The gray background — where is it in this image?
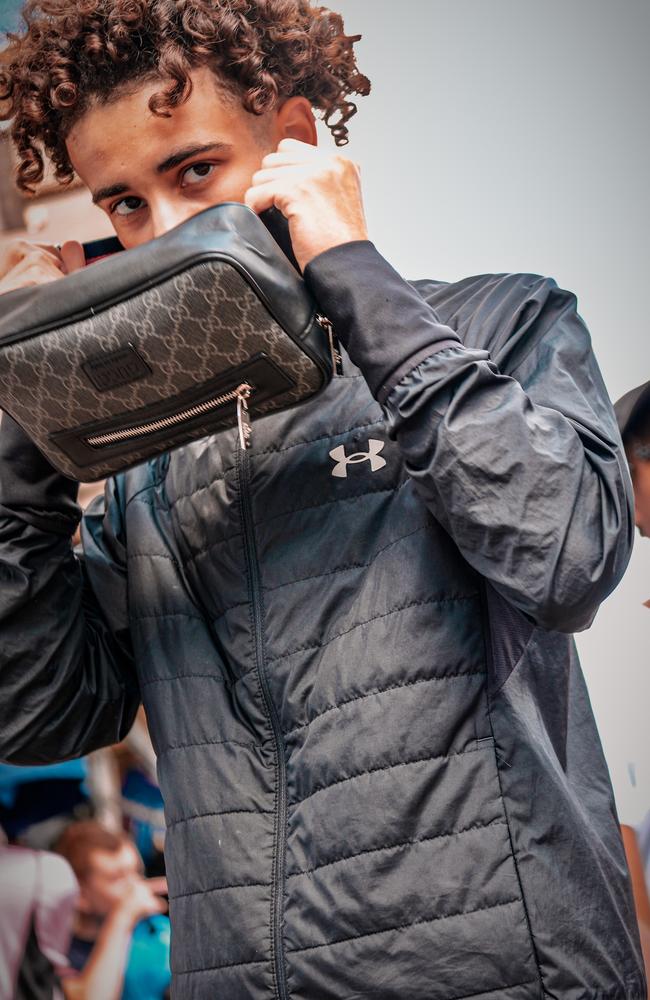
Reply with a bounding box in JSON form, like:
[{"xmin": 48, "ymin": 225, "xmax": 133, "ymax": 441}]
[{"xmin": 1, "ymin": 0, "xmax": 648, "ymax": 820}]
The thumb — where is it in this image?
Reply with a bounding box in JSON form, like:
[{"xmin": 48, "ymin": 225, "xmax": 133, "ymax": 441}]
[{"xmin": 60, "ymin": 240, "xmax": 85, "ymax": 274}]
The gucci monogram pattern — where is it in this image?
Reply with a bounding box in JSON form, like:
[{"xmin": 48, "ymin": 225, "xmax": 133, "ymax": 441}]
[{"xmin": 0, "ymin": 262, "xmax": 324, "ymax": 478}]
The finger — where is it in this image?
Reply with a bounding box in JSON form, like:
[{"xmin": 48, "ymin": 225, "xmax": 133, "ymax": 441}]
[
  {"xmin": 146, "ymin": 876, "xmax": 169, "ymax": 895},
  {"xmin": 260, "ymin": 147, "xmax": 319, "ymax": 172},
  {"xmin": 0, "ymin": 270, "xmax": 59, "ymax": 294},
  {"xmin": 26, "ymin": 242, "xmax": 64, "ymax": 265},
  {"xmin": 12, "ymin": 257, "xmax": 64, "ymax": 282},
  {"xmin": 260, "ymin": 152, "xmax": 304, "ymax": 171},
  {"xmin": 21, "ymin": 250, "xmax": 64, "ymax": 274},
  {"xmin": 244, "ymin": 182, "xmax": 283, "ymax": 217},
  {"xmin": 276, "ymin": 137, "xmax": 319, "ymax": 156},
  {"xmin": 60, "ymin": 240, "xmax": 85, "ymax": 274},
  {"xmin": 250, "ymin": 166, "xmax": 293, "ymax": 187},
  {"xmin": 1, "ymin": 240, "xmax": 57, "ymax": 271},
  {"xmin": 34, "ymin": 242, "xmax": 62, "ymax": 255}
]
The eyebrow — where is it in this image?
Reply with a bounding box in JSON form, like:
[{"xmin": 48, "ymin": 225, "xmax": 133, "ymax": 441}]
[{"xmin": 91, "ymin": 141, "xmax": 233, "ymax": 204}]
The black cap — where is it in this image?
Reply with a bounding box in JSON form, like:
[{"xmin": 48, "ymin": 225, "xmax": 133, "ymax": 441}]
[{"xmin": 614, "ymin": 380, "xmax": 650, "ymax": 442}]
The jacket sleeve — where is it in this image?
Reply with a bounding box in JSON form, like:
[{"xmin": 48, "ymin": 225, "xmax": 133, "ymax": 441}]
[
  {"xmin": 0, "ymin": 411, "xmax": 140, "ymax": 764},
  {"xmin": 304, "ymin": 241, "xmax": 634, "ymax": 634}
]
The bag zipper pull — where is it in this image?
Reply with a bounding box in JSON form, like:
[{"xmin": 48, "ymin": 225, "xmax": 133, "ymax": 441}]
[
  {"xmin": 317, "ymin": 314, "xmax": 343, "ymax": 376},
  {"xmin": 236, "ymin": 383, "xmax": 253, "ymax": 450}
]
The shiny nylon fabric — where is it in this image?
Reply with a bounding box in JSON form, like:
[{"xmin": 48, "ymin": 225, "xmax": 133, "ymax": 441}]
[{"xmin": 0, "ymin": 268, "xmax": 645, "ymax": 999}]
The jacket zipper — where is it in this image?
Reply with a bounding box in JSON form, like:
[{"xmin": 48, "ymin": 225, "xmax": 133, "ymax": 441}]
[
  {"xmin": 84, "ymin": 382, "xmax": 254, "ymax": 448},
  {"xmin": 237, "ymin": 418, "xmax": 289, "ymax": 1000}
]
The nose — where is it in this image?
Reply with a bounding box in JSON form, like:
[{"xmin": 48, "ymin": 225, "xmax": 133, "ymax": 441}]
[{"xmin": 149, "ymin": 200, "xmax": 203, "ymax": 240}]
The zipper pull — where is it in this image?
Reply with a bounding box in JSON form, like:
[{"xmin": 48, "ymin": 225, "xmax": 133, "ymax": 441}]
[
  {"xmin": 317, "ymin": 314, "xmax": 343, "ymax": 376},
  {"xmin": 236, "ymin": 383, "xmax": 253, "ymax": 450}
]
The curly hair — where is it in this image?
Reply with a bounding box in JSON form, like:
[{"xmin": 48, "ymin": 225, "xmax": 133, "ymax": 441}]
[{"xmin": 0, "ymin": 0, "xmax": 370, "ymax": 194}]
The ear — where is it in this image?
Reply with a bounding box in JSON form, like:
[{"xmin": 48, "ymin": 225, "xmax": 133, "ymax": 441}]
[{"xmin": 275, "ymin": 96, "xmax": 317, "ymax": 146}]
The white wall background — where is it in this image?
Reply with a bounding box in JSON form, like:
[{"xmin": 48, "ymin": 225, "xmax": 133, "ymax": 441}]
[{"xmin": 327, "ymin": 0, "xmax": 649, "ymax": 823}]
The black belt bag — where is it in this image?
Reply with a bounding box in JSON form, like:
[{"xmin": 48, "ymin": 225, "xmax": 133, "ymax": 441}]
[{"xmin": 0, "ymin": 202, "xmax": 337, "ymax": 480}]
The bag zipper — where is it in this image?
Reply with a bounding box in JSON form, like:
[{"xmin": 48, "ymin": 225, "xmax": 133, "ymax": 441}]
[
  {"xmin": 238, "ymin": 429, "xmax": 288, "ymax": 999},
  {"xmin": 317, "ymin": 314, "xmax": 343, "ymax": 376},
  {"xmin": 84, "ymin": 382, "xmax": 254, "ymax": 449}
]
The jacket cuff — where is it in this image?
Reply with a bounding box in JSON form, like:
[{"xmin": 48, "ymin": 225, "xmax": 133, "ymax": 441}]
[
  {"xmin": 303, "ymin": 240, "xmax": 461, "ymax": 403},
  {"xmin": 0, "ymin": 411, "xmax": 80, "ymax": 534}
]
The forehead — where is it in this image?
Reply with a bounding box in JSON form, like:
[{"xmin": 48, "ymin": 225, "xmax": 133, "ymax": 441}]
[{"xmin": 66, "ymin": 66, "xmax": 247, "ymax": 179}]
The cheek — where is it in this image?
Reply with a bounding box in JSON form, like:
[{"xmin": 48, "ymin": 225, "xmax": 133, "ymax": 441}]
[
  {"xmin": 638, "ymin": 486, "xmax": 650, "ymax": 523},
  {"xmin": 633, "ymin": 468, "xmax": 650, "ymax": 530},
  {"xmin": 218, "ymin": 163, "xmax": 259, "ymax": 202}
]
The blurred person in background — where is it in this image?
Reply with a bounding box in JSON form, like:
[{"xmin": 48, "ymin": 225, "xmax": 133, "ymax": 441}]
[
  {"xmin": 55, "ymin": 821, "xmax": 170, "ymax": 1000},
  {"xmin": 616, "ymin": 380, "xmax": 650, "ymax": 988},
  {"xmin": 616, "ymin": 380, "xmax": 650, "ymax": 550},
  {"xmin": 0, "ymin": 825, "xmax": 78, "ymax": 1000}
]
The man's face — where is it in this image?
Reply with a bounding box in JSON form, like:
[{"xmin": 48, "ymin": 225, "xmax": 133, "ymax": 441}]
[
  {"xmin": 65, "ymin": 65, "xmax": 311, "ymax": 249},
  {"xmin": 78, "ymin": 842, "xmax": 143, "ymax": 918}
]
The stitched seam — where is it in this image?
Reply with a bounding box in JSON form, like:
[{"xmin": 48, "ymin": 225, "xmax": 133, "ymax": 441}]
[
  {"xmin": 284, "ymin": 669, "xmax": 486, "ymax": 738},
  {"xmin": 378, "ymin": 339, "xmax": 463, "ymax": 405},
  {"xmin": 507, "ymin": 293, "xmax": 577, "ymax": 382},
  {"xmin": 287, "ymin": 897, "xmax": 522, "ymax": 955},
  {"xmin": 124, "ymin": 481, "xmax": 158, "ymax": 508},
  {"xmin": 439, "ymin": 980, "xmax": 539, "ymax": 1000},
  {"xmin": 141, "ymin": 673, "xmax": 226, "ymax": 687},
  {"xmin": 174, "ymin": 956, "xmax": 270, "ymax": 975},
  {"xmin": 184, "ymin": 530, "xmax": 243, "ymax": 565},
  {"xmin": 257, "ymin": 416, "xmax": 383, "ymax": 457},
  {"xmin": 267, "ymin": 593, "xmax": 479, "ymax": 664},
  {"xmin": 166, "ymin": 808, "xmax": 273, "ymax": 830},
  {"xmin": 130, "ymin": 611, "xmax": 206, "ymax": 623},
  {"xmin": 490, "ymin": 627, "xmax": 536, "ymax": 701},
  {"xmin": 287, "ymin": 818, "xmax": 507, "ymax": 878},
  {"xmin": 170, "ymin": 878, "xmax": 272, "ymax": 901},
  {"xmin": 254, "ymin": 478, "xmax": 409, "ymax": 527},
  {"xmin": 162, "ymin": 419, "xmax": 384, "ymax": 510},
  {"xmin": 166, "ymin": 462, "xmax": 237, "ymax": 509},
  {"xmin": 289, "ymin": 744, "xmax": 485, "ymax": 808},
  {"xmin": 263, "ymin": 521, "xmax": 429, "ymax": 594},
  {"xmin": 212, "ymin": 599, "xmax": 249, "ymax": 622},
  {"xmin": 479, "ymin": 581, "xmax": 545, "ymax": 992},
  {"xmin": 129, "ymin": 494, "xmax": 158, "ymax": 509},
  {"xmin": 157, "ymin": 737, "xmax": 260, "ymax": 757}
]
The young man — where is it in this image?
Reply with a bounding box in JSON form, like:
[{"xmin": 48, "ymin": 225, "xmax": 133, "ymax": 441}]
[
  {"xmin": 55, "ymin": 821, "xmax": 170, "ymax": 1000},
  {"xmin": 0, "ymin": 2, "xmax": 645, "ymax": 997}
]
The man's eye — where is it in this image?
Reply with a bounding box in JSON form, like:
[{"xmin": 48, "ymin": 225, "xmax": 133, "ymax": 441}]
[
  {"xmin": 182, "ymin": 162, "xmax": 216, "ymax": 186},
  {"xmin": 112, "ymin": 196, "xmax": 143, "ymax": 217}
]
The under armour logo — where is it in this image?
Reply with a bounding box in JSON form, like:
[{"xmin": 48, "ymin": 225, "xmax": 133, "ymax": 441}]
[{"xmin": 329, "ymin": 439, "xmax": 387, "ymax": 478}]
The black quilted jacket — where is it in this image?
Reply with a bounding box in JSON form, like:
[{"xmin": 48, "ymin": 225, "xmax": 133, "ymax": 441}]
[{"xmin": 0, "ymin": 241, "xmax": 645, "ymax": 999}]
